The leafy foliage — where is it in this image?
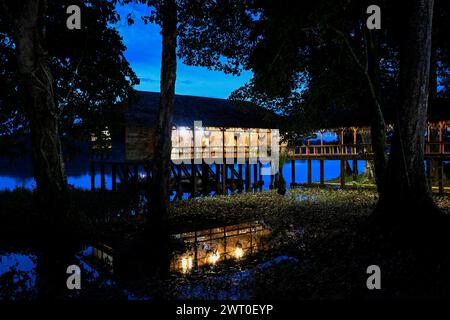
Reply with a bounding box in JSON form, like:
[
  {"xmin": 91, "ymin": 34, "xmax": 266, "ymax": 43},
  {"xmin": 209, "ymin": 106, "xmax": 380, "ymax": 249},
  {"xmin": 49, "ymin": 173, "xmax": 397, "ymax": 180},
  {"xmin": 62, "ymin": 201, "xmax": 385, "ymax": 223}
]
[{"xmin": 0, "ymin": 0, "xmax": 139, "ymax": 157}]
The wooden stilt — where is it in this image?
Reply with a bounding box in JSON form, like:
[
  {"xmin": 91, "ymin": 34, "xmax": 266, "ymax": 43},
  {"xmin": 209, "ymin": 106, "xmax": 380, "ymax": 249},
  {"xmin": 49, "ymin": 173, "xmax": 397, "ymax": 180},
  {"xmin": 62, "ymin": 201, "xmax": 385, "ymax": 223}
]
[
  {"xmin": 230, "ymin": 165, "xmax": 235, "ymax": 193},
  {"xmin": 307, "ymin": 159, "xmax": 312, "ymax": 185},
  {"xmin": 90, "ymin": 161, "xmax": 95, "ymax": 191},
  {"xmin": 191, "ymin": 160, "xmax": 197, "ymax": 197},
  {"xmin": 100, "ymin": 163, "xmax": 106, "ymax": 191},
  {"xmin": 352, "ymin": 159, "xmax": 358, "ymax": 182},
  {"xmin": 238, "ymin": 164, "xmax": 243, "ymax": 192},
  {"xmin": 216, "ymin": 163, "xmax": 221, "ymax": 194},
  {"xmin": 291, "ymin": 159, "xmax": 295, "ymax": 188},
  {"xmin": 245, "ymin": 161, "xmax": 251, "ymax": 191},
  {"xmin": 122, "ymin": 165, "xmax": 129, "ymax": 186},
  {"xmin": 253, "ymin": 163, "xmax": 258, "ymax": 191},
  {"xmin": 222, "ymin": 164, "xmax": 227, "ymax": 195},
  {"xmin": 340, "ymin": 159, "xmax": 345, "ymax": 188},
  {"xmin": 270, "ymin": 173, "xmax": 274, "ymax": 189},
  {"xmin": 202, "ymin": 161, "xmax": 210, "ymax": 196},
  {"xmin": 112, "ymin": 164, "xmax": 117, "ymax": 191},
  {"xmin": 258, "ymin": 161, "xmax": 263, "ymax": 191},
  {"xmin": 320, "ymin": 160, "xmax": 324, "ymax": 186}
]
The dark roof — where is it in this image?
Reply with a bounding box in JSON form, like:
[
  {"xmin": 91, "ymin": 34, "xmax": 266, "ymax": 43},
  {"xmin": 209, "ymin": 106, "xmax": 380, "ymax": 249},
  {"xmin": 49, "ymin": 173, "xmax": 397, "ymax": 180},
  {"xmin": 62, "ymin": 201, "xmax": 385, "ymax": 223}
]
[
  {"xmin": 317, "ymin": 98, "xmax": 450, "ymax": 129},
  {"xmin": 124, "ymin": 91, "xmax": 276, "ymax": 129}
]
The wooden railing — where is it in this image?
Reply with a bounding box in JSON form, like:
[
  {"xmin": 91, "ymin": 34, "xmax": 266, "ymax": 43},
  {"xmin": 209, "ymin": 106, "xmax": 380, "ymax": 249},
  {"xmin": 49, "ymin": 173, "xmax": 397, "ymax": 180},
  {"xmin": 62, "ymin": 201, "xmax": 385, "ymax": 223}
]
[
  {"xmin": 287, "ymin": 144, "xmax": 373, "ymax": 157},
  {"xmin": 288, "ymin": 142, "xmax": 450, "ymax": 158},
  {"xmin": 171, "ymin": 146, "xmax": 272, "ymax": 161},
  {"xmin": 424, "ymin": 142, "xmax": 450, "ymax": 154}
]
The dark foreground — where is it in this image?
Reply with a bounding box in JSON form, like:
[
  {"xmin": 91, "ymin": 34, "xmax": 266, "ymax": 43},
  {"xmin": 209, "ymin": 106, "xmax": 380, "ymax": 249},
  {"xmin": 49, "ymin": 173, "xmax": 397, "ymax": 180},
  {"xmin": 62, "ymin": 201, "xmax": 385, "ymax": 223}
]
[{"xmin": 2, "ymin": 187, "xmax": 450, "ymax": 300}]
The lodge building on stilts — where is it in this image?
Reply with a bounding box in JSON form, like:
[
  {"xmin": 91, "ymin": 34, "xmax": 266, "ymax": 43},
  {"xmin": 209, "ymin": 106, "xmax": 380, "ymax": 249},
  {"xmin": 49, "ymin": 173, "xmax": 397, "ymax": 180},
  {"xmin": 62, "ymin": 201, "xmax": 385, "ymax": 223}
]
[{"xmin": 90, "ymin": 92, "xmax": 450, "ymax": 196}]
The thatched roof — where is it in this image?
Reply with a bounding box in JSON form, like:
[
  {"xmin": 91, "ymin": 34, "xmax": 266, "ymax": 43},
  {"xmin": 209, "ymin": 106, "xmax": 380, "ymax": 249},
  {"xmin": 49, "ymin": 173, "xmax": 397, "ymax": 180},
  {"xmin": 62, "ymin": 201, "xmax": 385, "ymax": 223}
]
[{"xmin": 124, "ymin": 91, "xmax": 277, "ymax": 129}]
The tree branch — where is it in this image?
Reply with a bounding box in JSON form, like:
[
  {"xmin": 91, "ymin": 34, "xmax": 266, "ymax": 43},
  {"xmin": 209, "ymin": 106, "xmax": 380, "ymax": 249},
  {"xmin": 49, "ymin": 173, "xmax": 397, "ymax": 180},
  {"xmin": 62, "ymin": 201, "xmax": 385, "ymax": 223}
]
[{"xmin": 332, "ymin": 26, "xmax": 383, "ymax": 122}]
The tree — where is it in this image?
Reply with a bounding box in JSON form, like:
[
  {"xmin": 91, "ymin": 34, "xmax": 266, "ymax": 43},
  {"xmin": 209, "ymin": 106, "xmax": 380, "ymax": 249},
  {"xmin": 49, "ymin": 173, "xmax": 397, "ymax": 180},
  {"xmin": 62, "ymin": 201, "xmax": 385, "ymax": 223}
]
[
  {"xmin": 148, "ymin": 0, "xmax": 177, "ymax": 276},
  {"xmin": 377, "ymin": 0, "xmax": 437, "ymax": 215},
  {"xmin": 1, "ymin": 0, "xmax": 139, "ymax": 159},
  {"xmin": 1, "ymin": 0, "xmax": 67, "ymax": 212},
  {"xmin": 113, "ymin": 0, "xmax": 253, "ymax": 277},
  {"xmin": 1, "ymin": 0, "xmax": 138, "ymax": 297}
]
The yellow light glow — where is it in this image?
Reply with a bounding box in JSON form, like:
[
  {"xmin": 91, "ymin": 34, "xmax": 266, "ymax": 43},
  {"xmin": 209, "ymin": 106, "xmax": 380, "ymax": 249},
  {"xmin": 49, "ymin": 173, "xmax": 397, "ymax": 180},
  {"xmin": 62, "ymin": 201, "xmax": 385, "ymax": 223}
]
[
  {"xmin": 178, "ymin": 127, "xmax": 190, "ymax": 138},
  {"xmin": 181, "ymin": 256, "xmax": 193, "ymax": 273},
  {"xmin": 208, "ymin": 252, "xmax": 220, "ymax": 265},
  {"xmin": 234, "ymin": 246, "xmax": 244, "ymax": 259}
]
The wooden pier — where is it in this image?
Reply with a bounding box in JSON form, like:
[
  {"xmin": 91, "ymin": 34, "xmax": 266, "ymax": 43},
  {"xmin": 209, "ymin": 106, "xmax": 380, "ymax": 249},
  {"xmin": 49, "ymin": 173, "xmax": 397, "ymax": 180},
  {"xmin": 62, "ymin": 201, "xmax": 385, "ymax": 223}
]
[
  {"xmin": 90, "ymin": 140, "xmax": 450, "ymax": 196},
  {"xmin": 89, "ymin": 158, "xmax": 268, "ymax": 197}
]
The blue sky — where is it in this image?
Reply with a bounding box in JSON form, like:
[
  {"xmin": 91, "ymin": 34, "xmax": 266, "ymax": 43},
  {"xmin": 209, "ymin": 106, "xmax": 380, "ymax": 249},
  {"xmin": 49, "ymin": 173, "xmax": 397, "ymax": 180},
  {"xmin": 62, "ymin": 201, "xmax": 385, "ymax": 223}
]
[{"xmin": 115, "ymin": 3, "xmax": 252, "ymax": 99}]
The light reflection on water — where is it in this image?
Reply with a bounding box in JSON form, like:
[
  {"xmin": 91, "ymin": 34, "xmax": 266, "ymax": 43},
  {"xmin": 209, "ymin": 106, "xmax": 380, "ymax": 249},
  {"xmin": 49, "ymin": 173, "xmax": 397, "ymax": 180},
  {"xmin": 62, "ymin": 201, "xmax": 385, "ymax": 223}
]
[
  {"xmin": 88, "ymin": 221, "xmax": 271, "ymax": 275},
  {"xmin": 171, "ymin": 221, "xmax": 270, "ymax": 274}
]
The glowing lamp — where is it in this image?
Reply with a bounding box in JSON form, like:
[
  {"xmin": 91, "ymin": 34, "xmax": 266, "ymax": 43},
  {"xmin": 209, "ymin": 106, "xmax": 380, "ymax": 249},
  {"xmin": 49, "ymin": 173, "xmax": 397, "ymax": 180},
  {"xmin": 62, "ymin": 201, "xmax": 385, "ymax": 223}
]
[
  {"xmin": 208, "ymin": 251, "xmax": 220, "ymax": 265},
  {"xmin": 181, "ymin": 256, "xmax": 193, "ymax": 273},
  {"xmin": 234, "ymin": 243, "xmax": 244, "ymax": 259}
]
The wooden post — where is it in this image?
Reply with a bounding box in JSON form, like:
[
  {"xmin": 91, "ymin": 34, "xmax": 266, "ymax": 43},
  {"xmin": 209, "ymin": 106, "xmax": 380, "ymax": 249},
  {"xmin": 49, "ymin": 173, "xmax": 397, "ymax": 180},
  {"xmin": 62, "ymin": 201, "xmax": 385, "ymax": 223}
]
[
  {"xmin": 216, "ymin": 163, "xmax": 221, "ymax": 194},
  {"xmin": 202, "ymin": 161, "xmax": 210, "ymax": 196},
  {"xmin": 291, "ymin": 159, "xmax": 295, "ymax": 188},
  {"xmin": 253, "ymin": 163, "xmax": 258, "ymax": 191},
  {"xmin": 258, "ymin": 161, "xmax": 263, "ymax": 191},
  {"xmin": 245, "ymin": 161, "xmax": 251, "ymax": 191},
  {"xmin": 319, "ymin": 160, "xmax": 324, "ymax": 186},
  {"xmin": 112, "ymin": 163, "xmax": 117, "ymax": 191},
  {"xmin": 222, "ymin": 164, "xmax": 227, "ymax": 195},
  {"xmin": 307, "ymin": 159, "xmax": 312, "ymax": 185},
  {"xmin": 230, "ymin": 165, "xmax": 235, "ymax": 193},
  {"xmin": 340, "ymin": 159, "xmax": 345, "ymax": 188},
  {"xmin": 100, "ymin": 163, "xmax": 106, "ymax": 191},
  {"xmin": 238, "ymin": 164, "xmax": 243, "ymax": 192},
  {"xmin": 352, "ymin": 159, "xmax": 358, "ymax": 182},
  {"xmin": 438, "ymin": 159, "xmax": 444, "ymax": 195},
  {"xmin": 176, "ymin": 165, "xmax": 183, "ymax": 199},
  {"xmin": 90, "ymin": 161, "xmax": 95, "ymax": 191},
  {"xmin": 191, "ymin": 160, "xmax": 197, "ymax": 197}
]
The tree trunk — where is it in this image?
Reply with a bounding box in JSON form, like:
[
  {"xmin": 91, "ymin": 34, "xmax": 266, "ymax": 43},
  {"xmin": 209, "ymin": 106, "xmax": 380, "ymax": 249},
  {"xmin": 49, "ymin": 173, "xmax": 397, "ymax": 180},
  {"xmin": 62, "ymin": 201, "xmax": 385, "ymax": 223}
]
[
  {"xmin": 4, "ymin": 0, "xmax": 70, "ymax": 298},
  {"xmin": 365, "ymin": 29, "xmax": 387, "ymax": 195},
  {"xmin": 9, "ymin": 0, "xmax": 68, "ymax": 212},
  {"xmin": 147, "ymin": 0, "xmax": 177, "ymax": 277},
  {"xmin": 377, "ymin": 0, "xmax": 437, "ymax": 215}
]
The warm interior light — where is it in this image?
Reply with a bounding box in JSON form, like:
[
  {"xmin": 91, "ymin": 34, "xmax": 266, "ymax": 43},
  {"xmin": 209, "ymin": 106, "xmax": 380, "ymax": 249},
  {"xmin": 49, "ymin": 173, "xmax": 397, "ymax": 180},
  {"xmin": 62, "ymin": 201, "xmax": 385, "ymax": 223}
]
[
  {"xmin": 234, "ymin": 244, "xmax": 244, "ymax": 259},
  {"xmin": 208, "ymin": 251, "xmax": 220, "ymax": 265},
  {"xmin": 181, "ymin": 256, "xmax": 193, "ymax": 273},
  {"xmin": 178, "ymin": 127, "xmax": 189, "ymax": 138}
]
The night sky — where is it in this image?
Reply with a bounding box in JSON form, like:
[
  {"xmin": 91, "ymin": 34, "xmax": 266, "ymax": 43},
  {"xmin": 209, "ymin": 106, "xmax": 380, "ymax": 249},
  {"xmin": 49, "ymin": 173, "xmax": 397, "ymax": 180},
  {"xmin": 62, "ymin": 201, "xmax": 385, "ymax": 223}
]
[{"xmin": 115, "ymin": 3, "xmax": 252, "ymax": 99}]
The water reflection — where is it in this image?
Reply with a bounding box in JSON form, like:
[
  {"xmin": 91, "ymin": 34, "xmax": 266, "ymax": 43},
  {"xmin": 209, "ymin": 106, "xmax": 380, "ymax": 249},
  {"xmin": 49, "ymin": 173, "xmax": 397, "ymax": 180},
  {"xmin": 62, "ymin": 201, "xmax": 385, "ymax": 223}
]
[
  {"xmin": 171, "ymin": 221, "xmax": 270, "ymax": 274},
  {"xmin": 88, "ymin": 221, "xmax": 270, "ymax": 275}
]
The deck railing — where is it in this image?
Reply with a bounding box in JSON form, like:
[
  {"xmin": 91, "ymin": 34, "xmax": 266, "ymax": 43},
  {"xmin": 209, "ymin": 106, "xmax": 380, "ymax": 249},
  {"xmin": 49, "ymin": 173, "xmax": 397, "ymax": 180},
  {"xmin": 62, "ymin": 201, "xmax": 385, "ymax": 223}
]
[
  {"xmin": 287, "ymin": 144, "xmax": 373, "ymax": 157},
  {"xmin": 171, "ymin": 146, "xmax": 272, "ymax": 161},
  {"xmin": 288, "ymin": 142, "xmax": 450, "ymax": 157}
]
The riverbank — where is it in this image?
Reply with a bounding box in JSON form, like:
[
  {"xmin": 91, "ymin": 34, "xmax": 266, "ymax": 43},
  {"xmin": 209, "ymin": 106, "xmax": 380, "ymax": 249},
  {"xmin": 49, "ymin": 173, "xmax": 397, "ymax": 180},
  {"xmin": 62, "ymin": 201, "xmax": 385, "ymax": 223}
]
[{"xmin": 2, "ymin": 187, "xmax": 450, "ymax": 299}]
